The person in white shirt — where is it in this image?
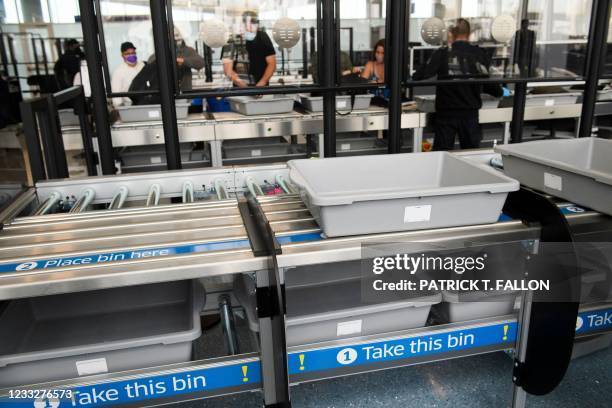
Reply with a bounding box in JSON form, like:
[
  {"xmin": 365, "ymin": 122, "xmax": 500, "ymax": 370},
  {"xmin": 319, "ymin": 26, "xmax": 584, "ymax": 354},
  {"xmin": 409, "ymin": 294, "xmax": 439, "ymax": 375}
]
[{"xmin": 111, "ymin": 42, "xmax": 144, "ymax": 108}]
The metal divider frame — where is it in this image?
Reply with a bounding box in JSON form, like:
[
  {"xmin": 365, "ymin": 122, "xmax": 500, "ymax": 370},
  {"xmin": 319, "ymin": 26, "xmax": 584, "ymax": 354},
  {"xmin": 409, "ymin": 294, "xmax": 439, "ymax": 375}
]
[
  {"xmin": 503, "ymin": 187, "xmax": 580, "ymax": 405},
  {"xmin": 238, "ymin": 192, "xmax": 291, "ymax": 407}
]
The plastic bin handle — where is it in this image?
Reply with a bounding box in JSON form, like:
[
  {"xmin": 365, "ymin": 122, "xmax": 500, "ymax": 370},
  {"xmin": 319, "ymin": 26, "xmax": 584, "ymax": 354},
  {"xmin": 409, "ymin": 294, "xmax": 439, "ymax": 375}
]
[{"xmin": 288, "ymin": 168, "xmax": 308, "ymax": 190}]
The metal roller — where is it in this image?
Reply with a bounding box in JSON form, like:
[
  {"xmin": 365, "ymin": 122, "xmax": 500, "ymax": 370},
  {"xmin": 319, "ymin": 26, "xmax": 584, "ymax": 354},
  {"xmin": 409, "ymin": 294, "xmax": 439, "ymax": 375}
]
[
  {"xmin": 246, "ymin": 177, "xmax": 264, "ymax": 197},
  {"xmin": 69, "ymin": 188, "xmax": 95, "ymax": 213},
  {"xmin": 33, "ymin": 191, "xmax": 61, "ymax": 216},
  {"xmin": 182, "ymin": 181, "xmax": 194, "ymax": 203},
  {"xmin": 214, "ymin": 179, "xmax": 229, "ymax": 201},
  {"xmin": 146, "ymin": 184, "xmax": 161, "ymax": 207},
  {"xmin": 108, "ymin": 186, "xmax": 128, "ymax": 210}
]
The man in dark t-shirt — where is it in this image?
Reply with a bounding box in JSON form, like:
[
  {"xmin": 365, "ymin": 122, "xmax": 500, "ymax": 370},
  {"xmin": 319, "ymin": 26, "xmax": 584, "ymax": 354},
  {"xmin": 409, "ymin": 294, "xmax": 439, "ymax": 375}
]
[
  {"xmin": 222, "ymin": 11, "xmax": 276, "ymax": 87},
  {"xmin": 413, "ymin": 19, "xmax": 504, "ymax": 150}
]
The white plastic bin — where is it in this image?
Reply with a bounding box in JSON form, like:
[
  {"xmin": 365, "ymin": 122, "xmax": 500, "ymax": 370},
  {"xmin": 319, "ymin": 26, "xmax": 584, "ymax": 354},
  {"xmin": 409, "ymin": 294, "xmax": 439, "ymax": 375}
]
[
  {"xmin": 235, "ymin": 274, "xmax": 440, "ymax": 346},
  {"xmin": 495, "ymin": 138, "xmax": 612, "ymax": 216},
  {"xmin": 227, "ymin": 95, "xmax": 295, "ymax": 115},
  {"xmin": 117, "ymin": 101, "xmax": 191, "ymax": 123},
  {"xmin": 288, "ymin": 152, "xmax": 519, "ymax": 237},
  {"xmin": 0, "ymin": 280, "xmax": 204, "ymax": 388}
]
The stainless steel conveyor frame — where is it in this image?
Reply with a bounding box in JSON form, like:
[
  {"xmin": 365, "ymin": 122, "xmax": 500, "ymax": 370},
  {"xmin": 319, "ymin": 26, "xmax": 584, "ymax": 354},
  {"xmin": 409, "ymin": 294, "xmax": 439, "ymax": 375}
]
[{"xmin": 0, "ymin": 158, "xmax": 610, "ymax": 408}]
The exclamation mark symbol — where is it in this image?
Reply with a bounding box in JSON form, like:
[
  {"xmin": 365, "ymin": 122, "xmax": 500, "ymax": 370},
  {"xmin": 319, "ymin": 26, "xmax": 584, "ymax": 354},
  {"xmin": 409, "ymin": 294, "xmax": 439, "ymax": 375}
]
[
  {"xmin": 299, "ymin": 354, "xmax": 305, "ymax": 371},
  {"xmin": 503, "ymin": 325, "xmax": 509, "ymax": 341},
  {"xmin": 242, "ymin": 365, "xmax": 249, "ymax": 382}
]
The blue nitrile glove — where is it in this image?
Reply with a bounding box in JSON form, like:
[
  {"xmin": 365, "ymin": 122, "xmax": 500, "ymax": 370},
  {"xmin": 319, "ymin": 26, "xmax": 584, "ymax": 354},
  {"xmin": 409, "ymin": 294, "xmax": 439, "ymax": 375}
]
[{"xmin": 502, "ymin": 87, "xmax": 511, "ymax": 97}]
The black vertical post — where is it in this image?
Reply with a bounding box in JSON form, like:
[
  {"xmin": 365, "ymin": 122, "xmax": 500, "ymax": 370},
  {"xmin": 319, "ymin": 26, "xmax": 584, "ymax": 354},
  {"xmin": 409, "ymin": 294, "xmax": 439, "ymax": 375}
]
[
  {"xmin": 301, "ymin": 28, "xmax": 308, "ymax": 78},
  {"xmin": 78, "ymin": 0, "xmax": 115, "ymax": 174},
  {"xmin": 150, "ymin": 0, "xmax": 181, "ymax": 170},
  {"xmin": 93, "ymin": 0, "xmax": 114, "ymax": 93},
  {"xmin": 7, "ymin": 37, "xmax": 21, "ymax": 93},
  {"xmin": 45, "ymin": 95, "xmax": 69, "ymax": 178},
  {"xmin": 348, "ymin": 27, "xmax": 354, "ymax": 66},
  {"xmin": 309, "ymin": 26, "xmax": 316, "ymax": 64},
  {"xmin": 321, "ymin": 0, "xmax": 337, "ymax": 157},
  {"xmin": 578, "ymin": 0, "xmax": 611, "ymax": 138},
  {"xmin": 39, "ymin": 38, "xmax": 49, "ymax": 76},
  {"xmin": 75, "ymin": 90, "xmax": 98, "ymax": 176},
  {"xmin": 0, "ymin": 36, "xmax": 9, "ymax": 77},
  {"xmin": 510, "ymin": 1, "xmax": 532, "ymax": 144},
  {"xmin": 55, "ymin": 38, "xmax": 62, "ymax": 57},
  {"xmin": 19, "ymin": 102, "xmax": 46, "ymax": 182},
  {"xmin": 31, "ymin": 36, "xmax": 41, "ymax": 79},
  {"xmin": 386, "ymin": 0, "xmax": 406, "ymax": 153}
]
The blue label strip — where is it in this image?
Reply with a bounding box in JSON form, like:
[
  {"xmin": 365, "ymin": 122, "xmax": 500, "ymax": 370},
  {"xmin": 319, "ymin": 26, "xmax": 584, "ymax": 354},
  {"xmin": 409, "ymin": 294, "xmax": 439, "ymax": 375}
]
[
  {"xmin": 0, "ymin": 361, "xmax": 261, "ymax": 407},
  {"xmin": 0, "ymin": 232, "xmax": 323, "ymax": 274},
  {"xmin": 288, "ymin": 322, "xmax": 518, "ymax": 375},
  {"xmin": 1, "ymin": 307, "xmax": 610, "ymax": 407}
]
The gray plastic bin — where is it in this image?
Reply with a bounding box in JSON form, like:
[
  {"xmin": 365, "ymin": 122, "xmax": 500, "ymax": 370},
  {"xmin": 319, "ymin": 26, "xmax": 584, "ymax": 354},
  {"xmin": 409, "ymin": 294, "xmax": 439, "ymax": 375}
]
[
  {"xmin": 235, "ymin": 275, "xmax": 440, "ymax": 346},
  {"xmin": 223, "ymin": 139, "xmax": 305, "ymax": 159},
  {"xmin": 227, "ymin": 95, "xmax": 295, "ymax": 115},
  {"xmin": 300, "ymin": 94, "xmax": 352, "ymax": 112},
  {"xmin": 0, "ymin": 280, "xmax": 204, "ymax": 388},
  {"xmin": 352, "ymin": 94, "xmax": 374, "ymax": 110},
  {"xmin": 525, "ymin": 93, "xmax": 580, "ymax": 107},
  {"xmin": 415, "ymin": 95, "xmax": 498, "ymax": 112},
  {"xmin": 288, "ymin": 152, "xmax": 519, "ymax": 237},
  {"xmin": 437, "ymin": 291, "xmax": 517, "ymax": 323},
  {"xmin": 120, "ymin": 145, "xmax": 210, "ymax": 171},
  {"xmin": 495, "ymin": 138, "xmax": 612, "ymax": 216},
  {"xmin": 58, "ymin": 109, "xmax": 80, "ymax": 127},
  {"xmin": 117, "ymin": 101, "xmax": 190, "ymax": 123}
]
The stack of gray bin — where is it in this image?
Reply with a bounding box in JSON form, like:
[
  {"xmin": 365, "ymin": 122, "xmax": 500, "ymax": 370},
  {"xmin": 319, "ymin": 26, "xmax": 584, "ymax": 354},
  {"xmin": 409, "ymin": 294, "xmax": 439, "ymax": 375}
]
[
  {"xmin": 234, "ymin": 260, "xmax": 441, "ymax": 347},
  {"xmin": 222, "ymin": 137, "xmax": 306, "ymax": 161},
  {"xmin": 0, "ymin": 281, "xmax": 204, "ymax": 388},
  {"xmin": 117, "ymin": 101, "xmax": 191, "ymax": 123},
  {"xmin": 299, "ymin": 94, "xmax": 374, "ymax": 112},
  {"xmin": 436, "ymin": 244, "xmax": 525, "ymax": 322},
  {"xmin": 315, "ymin": 133, "xmax": 387, "ymax": 156},
  {"xmin": 415, "ymin": 94, "xmax": 500, "ymax": 112},
  {"xmin": 227, "ymin": 95, "xmax": 295, "ymax": 115},
  {"xmin": 119, "ymin": 144, "xmax": 210, "ymax": 172}
]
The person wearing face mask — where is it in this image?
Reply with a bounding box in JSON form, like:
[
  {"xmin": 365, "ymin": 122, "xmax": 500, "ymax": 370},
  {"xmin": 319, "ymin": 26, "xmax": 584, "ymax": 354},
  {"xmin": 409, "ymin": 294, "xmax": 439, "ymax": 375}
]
[
  {"xmin": 361, "ymin": 39, "xmax": 385, "ymax": 84},
  {"xmin": 221, "ymin": 10, "xmax": 277, "ymax": 87},
  {"xmin": 111, "ymin": 42, "xmax": 145, "ymax": 108}
]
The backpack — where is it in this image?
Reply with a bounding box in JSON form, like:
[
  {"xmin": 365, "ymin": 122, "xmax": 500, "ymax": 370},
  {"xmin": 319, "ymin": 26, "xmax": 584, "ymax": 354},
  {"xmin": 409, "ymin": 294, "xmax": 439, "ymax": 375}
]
[{"xmin": 128, "ymin": 62, "xmax": 161, "ymax": 105}]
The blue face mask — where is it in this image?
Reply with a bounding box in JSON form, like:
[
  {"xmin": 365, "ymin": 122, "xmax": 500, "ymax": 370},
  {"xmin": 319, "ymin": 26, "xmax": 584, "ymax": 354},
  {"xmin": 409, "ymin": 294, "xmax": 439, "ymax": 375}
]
[{"xmin": 244, "ymin": 31, "xmax": 256, "ymax": 41}]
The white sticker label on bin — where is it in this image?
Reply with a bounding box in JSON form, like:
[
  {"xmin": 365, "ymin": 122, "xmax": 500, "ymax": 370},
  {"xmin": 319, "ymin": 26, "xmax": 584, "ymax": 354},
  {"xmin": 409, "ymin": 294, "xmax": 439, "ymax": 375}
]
[
  {"xmin": 544, "ymin": 172, "xmax": 562, "ymax": 191},
  {"xmin": 76, "ymin": 358, "xmax": 108, "ymax": 376},
  {"xmin": 544, "ymin": 99, "xmax": 555, "ymax": 107},
  {"xmin": 404, "ymin": 205, "xmax": 432, "ymax": 223},
  {"xmin": 150, "ymin": 156, "xmax": 162, "ymax": 164},
  {"xmin": 337, "ymin": 320, "xmax": 362, "ymax": 336},
  {"xmin": 337, "ymin": 100, "xmax": 348, "ymax": 109},
  {"xmin": 340, "ymin": 143, "xmax": 351, "ymax": 151},
  {"xmin": 148, "ymin": 110, "xmax": 161, "ymax": 119},
  {"xmin": 251, "ymin": 149, "xmax": 262, "ymax": 157}
]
